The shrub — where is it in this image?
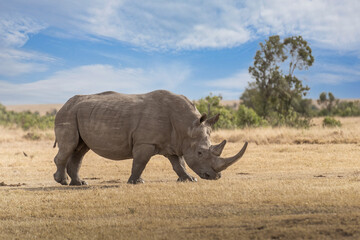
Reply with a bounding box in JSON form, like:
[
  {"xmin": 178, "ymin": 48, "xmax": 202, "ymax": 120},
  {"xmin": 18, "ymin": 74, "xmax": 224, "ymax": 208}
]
[
  {"xmin": 23, "ymin": 132, "xmax": 41, "ymax": 141},
  {"xmin": 0, "ymin": 103, "xmax": 55, "ymax": 130},
  {"xmin": 195, "ymin": 94, "xmax": 237, "ymax": 129},
  {"xmin": 322, "ymin": 116, "xmax": 342, "ymax": 127},
  {"xmin": 334, "ymin": 101, "xmax": 360, "ymax": 117},
  {"xmin": 236, "ymin": 105, "xmax": 267, "ymax": 128}
]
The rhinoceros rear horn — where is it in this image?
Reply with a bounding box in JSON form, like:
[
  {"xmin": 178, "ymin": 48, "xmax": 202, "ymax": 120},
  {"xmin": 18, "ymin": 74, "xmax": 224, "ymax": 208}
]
[
  {"xmin": 210, "ymin": 140, "xmax": 226, "ymax": 156},
  {"xmin": 213, "ymin": 142, "xmax": 248, "ymax": 172},
  {"xmin": 206, "ymin": 114, "xmax": 220, "ymax": 127}
]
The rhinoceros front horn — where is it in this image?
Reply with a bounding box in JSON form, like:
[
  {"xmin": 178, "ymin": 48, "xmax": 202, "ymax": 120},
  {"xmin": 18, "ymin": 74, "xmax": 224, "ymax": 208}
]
[{"xmin": 213, "ymin": 142, "xmax": 248, "ymax": 172}]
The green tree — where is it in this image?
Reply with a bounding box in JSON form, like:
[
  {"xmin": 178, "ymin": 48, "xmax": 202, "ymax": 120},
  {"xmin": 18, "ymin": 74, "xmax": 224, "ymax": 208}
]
[
  {"xmin": 242, "ymin": 35, "xmax": 314, "ymax": 126},
  {"xmin": 334, "ymin": 100, "xmax": 360, "ymax": 116},
  {"xmin": 317, "ymin": 92, "xmax": 338, "ymax": 116},
  {"xmin": 247, "ymin": 35, "xmax": 285, "ymax": 119},
  {"xmin": 277, "ymin": 36, "xmax": 314, "ymax": 116}
]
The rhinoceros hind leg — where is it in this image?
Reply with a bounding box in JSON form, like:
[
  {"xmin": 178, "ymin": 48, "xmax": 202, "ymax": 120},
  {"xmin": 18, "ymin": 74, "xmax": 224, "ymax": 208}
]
[
  {"xmin": 53, "ymin": 124, "xmax": 80, "ymax": 185},
  {"xmin": 54, "ymin": 150, "xmax": 72, "ymax": 185},
  {"xmin": 127, "ymin": 144, "xmax": 155, "ymax": 184},
  {"xmin": 168, "ymin": 156, "xmax": 197, "ymax": 182},
  {"xmin": 67, "ymin": 140, "xmax": 90, "ymax": 186}
]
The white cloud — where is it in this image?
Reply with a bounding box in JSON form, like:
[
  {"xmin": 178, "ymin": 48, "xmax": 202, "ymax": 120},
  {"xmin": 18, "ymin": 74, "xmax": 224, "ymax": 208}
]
[
  {"xmin": 1, "ymin": 0, "xmax": 360, "ymax": 51},
  {"xmin": 0, "ymin": 63, "xmax": 191, "ymax": 104},
  {"xmin": 0, "ymin": 48, "xmax": 55, "ymax": 76},
  {"xmin": 0, "ymin": 16, "xmax": 52, "ymax": 76},
  {"xmin": 206, "ymin": 70, "xmax": 252, "ymax": 89},
  {"xmin": 0, "ymin": 16, "xmax": 46, "ymax": 47},
  {"xmin": 178, "ymin": 25, "xmax": 251, "ymax": 49},
  {"xmin": 202, "ymin": 70, "xmax": 252, "ymax": 99},
  {"xmin": 309, "ymin": 63, "xmax": 360, "ymax": 85},
  {"xmin": 247, "ymin": 0, "xmax": 360, "ymax": 50}
]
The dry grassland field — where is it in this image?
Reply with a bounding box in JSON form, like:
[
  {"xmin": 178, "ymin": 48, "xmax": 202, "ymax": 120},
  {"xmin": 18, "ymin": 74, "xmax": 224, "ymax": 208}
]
[{"xmin": 1, "ymin": 115, "xmax": 360, "ymax": 239}]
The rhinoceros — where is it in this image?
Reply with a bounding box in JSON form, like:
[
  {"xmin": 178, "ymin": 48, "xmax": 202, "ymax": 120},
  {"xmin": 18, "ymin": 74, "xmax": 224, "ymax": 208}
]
[{"xmin": 53, "ymin": 90, "xmax": 247, "ymax": 185}]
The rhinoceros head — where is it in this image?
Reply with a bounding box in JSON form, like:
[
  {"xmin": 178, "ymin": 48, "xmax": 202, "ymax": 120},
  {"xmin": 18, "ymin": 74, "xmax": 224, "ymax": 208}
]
[{"xmin": 183, "ymin": 113, "xmax": 248, "ymax": 180}]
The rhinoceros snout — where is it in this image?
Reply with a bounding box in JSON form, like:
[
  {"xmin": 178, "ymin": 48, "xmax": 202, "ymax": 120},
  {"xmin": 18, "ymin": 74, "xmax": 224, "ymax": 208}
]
[{"xmin": 200, "ymin": 171, "xmax": 221, "ymax": 180}]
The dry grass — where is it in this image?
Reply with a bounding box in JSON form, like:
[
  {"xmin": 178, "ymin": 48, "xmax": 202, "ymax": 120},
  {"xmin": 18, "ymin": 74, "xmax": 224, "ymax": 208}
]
[
  {"xmin": 212, "ymin": 117, "xmax": 360, "ymax": 145},
  {"xmin": 1, "ymin": 118, "xmax": 360, "ymax": 239}
]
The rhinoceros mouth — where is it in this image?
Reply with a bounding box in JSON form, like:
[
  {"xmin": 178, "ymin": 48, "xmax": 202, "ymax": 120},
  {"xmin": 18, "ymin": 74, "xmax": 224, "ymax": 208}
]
[{"xmin": 199, "ymin": 171, "xmax": 221, "ymax": 180}]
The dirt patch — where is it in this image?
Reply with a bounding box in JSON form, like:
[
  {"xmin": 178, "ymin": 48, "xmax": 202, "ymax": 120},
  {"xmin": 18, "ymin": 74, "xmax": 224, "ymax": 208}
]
[
  {"xmin": 0, "ymin": 182, "xmax": 26, "ymax": 187},
  {"xmin": 17, "ymin": 184, "xmax": 121, "ymax": 192}
]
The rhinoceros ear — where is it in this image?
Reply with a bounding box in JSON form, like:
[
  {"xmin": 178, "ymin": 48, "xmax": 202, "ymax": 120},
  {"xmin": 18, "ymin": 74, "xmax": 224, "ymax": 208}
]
[
  {"xmin": 193, "ymin": 113, "xmax": 207, "ymax": 128},
  {"xmin": 193, "ymin": 113, "xmax": 207, "ymax": 127},
  {"xmin": 206, "ymin": 114, "xmax": 220, "ymax": 127},
  {"xmin": 200, "ymin": 113, "xmax": 207, "ymax": 123}
]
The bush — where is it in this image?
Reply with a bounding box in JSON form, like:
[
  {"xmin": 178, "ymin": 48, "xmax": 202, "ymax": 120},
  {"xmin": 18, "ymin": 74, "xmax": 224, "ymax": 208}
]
[
  {"xmin": 266, "ymin": 107, "xmax": 311, "ymax": 128},
  {"xmin": 195, "ymin": 94, "xmax": 237, "ymax": 129},
  {"xmin": 334, "ymin": 101, "xmax": 360, "ymax": 117},
  {"xmin": 236, "ymin": 105, "xmax": 267, "ymax": 128},
  {"xmin": 0, "ymin": 103, "xmax": 55, "ymax": 130},
  {"xmin": 23, "ymin": 132, "xmax": 41, "ymax": 140},
  {"xmin": 322, "ymin": 116, "xmax": 342, "ymax": 127}
]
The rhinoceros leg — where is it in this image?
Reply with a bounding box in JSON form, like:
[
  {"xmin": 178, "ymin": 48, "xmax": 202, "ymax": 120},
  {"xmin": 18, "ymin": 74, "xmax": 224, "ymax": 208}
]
[
  {"xmin": 67, "ymin": 141, "xmax": 90, "ymax": 186},
  {"xmin": 53, "ymin": 124, "xmax": 79, "ymax": 185},
  {"xmin": 54, "ymin": 150, "xmax": 72, "ymax": 185},
  {"xmin": 127, "ymin": 144, "xmax": 155, "ymax": 184},
  {"xmin": 168, "ymin": 155, "xmax": 197, "ymax": 182}
]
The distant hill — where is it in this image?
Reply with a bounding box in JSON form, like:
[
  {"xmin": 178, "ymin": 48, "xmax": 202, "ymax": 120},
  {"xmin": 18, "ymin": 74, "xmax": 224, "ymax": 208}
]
[
  {"xmin": 5, "ymin": 104, "xmax": 63, "ymax": 115},
  {"xmin": 220, "ymin": 100, "xmax": 241, "ymax": 109}
]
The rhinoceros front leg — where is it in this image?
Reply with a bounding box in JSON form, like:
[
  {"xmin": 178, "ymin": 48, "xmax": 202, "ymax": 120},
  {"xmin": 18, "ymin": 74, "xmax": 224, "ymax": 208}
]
[
  {"xmin": 127, "ymin": 144, "xmax": 156, "ymax": 184},
  {"xmin": 66, "ymin": 143, "xmax": 89, "ymax": 186},
  {"xmin": 168, "ymin": 155, "xmax": 197, "ymax": 182}
]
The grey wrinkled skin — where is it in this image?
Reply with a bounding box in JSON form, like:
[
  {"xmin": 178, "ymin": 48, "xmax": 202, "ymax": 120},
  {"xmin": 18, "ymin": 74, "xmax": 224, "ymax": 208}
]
[{"xmin": 53, "ymin": 90, "xmax": 247, "ymax": 185}]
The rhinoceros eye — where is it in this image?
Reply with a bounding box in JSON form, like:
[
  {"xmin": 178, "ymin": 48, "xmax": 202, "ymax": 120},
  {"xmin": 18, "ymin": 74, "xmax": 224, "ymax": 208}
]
[{"xmin": 197, "ymin": 151, "xmax": 202, "ymax": 157}]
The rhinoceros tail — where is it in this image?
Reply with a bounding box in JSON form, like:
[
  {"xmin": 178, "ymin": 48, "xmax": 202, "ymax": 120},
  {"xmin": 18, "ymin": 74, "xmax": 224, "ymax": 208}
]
[{"xmin": 53, "ymin": 139, "xmax": 57, "ymax": 148}]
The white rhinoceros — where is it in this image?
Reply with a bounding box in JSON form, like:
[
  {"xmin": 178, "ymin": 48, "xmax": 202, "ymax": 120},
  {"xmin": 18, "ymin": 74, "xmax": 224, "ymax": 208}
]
[{"xmin": 53, "ymin": 90, "xmax": 247, "ymax": 185}]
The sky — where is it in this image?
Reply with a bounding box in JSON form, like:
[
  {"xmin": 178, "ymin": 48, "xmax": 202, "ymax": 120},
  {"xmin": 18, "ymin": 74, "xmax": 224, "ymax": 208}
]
[{"xmin": 0, "ymin": 0, "xmax": 359, "ymax": 105}]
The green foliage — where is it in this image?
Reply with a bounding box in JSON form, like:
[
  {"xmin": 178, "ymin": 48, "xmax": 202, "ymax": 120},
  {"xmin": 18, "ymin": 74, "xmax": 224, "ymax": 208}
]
[
  {"xmin": 243, "ymin": 35, "xmax": 314, "ymax": 127},
  {"xmin": 316, "ymin": 92, "xmax": 360, "ymax": 117},
  {"xmin": 196, "ymin": 94, "xmax": 267, "ymax": 129},
  {"xmin": 0, "ymin": 103, "xmax": 55, "ymax": 130},
  {"xmin": 317, "ymin": 92, "xmax": 338, "ymax": 116},
  {"xmin": 269, "ymin": 108, "xmax": 311, "ymax": 128},
  {"xmin": 322, "ymin": 116, "xmax": 342, "ymax": 128},
  {"xmin": 236, "ymin": 105, "xmax": 267, "ymax": 128},
  {"xmin": 334, "ymin": 101, "xmax": 360, "ymax": 116},
  {"xmin": 247, "ymin": 35, "xmax": 285, "ymax": 118},
  {"xmin": 195, "ymin": 94, "xmax": 237, "ymax": 129}
]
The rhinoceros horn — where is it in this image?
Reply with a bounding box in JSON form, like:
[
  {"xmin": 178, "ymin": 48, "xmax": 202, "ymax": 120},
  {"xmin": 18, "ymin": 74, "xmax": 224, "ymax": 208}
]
[
  {"xmin": 213, "ymin": 142, "xmax": 248, "ymax": 172},
  {"xmin": 210, "ymin": 140, "xmax": 227, "ymax": 156}
]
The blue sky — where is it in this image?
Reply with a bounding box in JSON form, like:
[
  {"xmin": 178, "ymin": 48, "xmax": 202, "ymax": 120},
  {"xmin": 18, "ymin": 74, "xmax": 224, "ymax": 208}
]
[{"xmin": 0, "ymin": 0, "xmax": 359, "ymax": 104}]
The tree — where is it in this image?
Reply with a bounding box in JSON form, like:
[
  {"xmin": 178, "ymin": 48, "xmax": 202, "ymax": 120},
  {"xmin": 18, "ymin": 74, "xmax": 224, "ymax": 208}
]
[
  {"xmin": 277, "ymin": 36, "xmax": 314, "ymax": 116},
  {"xmin": 246, "ymin": 35, "xmax": 285, "ymax": 118},
  {"xmin": 242, "ymin": 35, "xmax": 314, "ymax": 126},
  {"xmin": 317, "ymin": 92, "xmax": 339, "ymax": 116}
]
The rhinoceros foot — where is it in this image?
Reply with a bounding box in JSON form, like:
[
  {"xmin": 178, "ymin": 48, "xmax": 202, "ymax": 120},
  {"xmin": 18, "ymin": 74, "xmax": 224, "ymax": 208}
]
[
  {"xmin": 177, "ymin": 176, "xmax": 197, "ymax": 182},
  {"xmin": 53, "ymin": 172, "xmax": 69, "ymax": 185},
  {"xmin": 127, "ymin": 177, "xmax": 145, "ymax": 184},
  {"xmin": 70, "ymin": 179, "xmax": 88, "ymax": 186}
]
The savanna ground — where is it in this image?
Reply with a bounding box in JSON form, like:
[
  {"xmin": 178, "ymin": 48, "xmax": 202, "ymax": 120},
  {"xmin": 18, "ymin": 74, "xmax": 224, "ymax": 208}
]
[{"xmin": 1, "ymin": 116, "xmax": 360, "ymax": 239}]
